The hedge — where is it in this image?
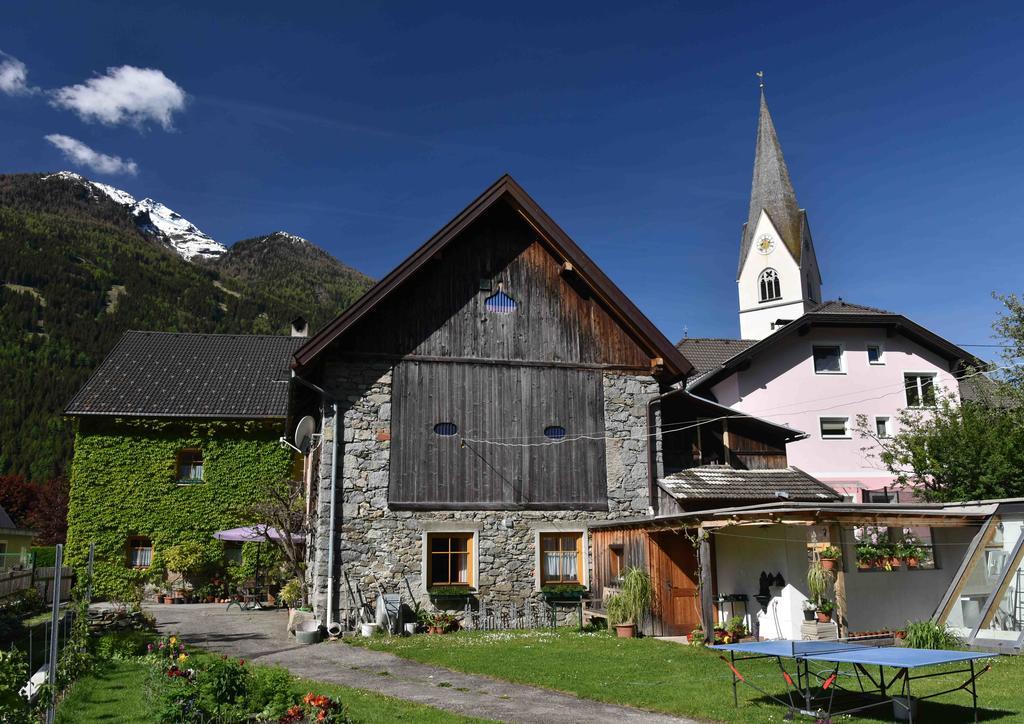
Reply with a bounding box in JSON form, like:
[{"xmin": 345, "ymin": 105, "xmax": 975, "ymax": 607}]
[{"xmin": 65, "ymin": 418, "xmax": 292, "ymax": 598}]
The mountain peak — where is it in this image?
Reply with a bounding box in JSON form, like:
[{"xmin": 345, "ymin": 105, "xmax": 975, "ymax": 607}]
[{"xmin": 41, "ymin": 171, "xmax": 226, "ymax": 262}]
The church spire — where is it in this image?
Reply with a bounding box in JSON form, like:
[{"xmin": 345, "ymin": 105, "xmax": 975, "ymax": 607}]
[{"xmin": 739, "ymin": 87, "xmax": 803, "ymax": 277}]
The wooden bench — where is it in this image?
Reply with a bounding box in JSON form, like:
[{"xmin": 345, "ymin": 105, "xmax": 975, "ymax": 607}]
[{"xmin": 582, "ymin": 585, "xmax": 620, "ymax": 625}]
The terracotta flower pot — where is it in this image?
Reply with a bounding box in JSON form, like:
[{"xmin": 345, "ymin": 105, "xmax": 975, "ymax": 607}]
[
  {"xmin": 857, "ymin": 560, "xmax": 871, "ymax": 571},
  {"xmin": 816, "ymin": 611, "xmax": 831, "ymax": 623},
  {"xmin": 820, "ymin": 558, "xmax": 837, "ymax": 571},
  {"xmin": 615, "ymin": 623, "xmax": 637, "ymax": 638},
  {"xmin": 905, "ymin": 557, "xmax": 919, "ymax": 569}
]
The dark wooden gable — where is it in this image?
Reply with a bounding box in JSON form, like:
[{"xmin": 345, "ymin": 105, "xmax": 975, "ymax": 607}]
[{"xmin": 341, "ymin": 201, "xmax": 652, "ymax": 368}]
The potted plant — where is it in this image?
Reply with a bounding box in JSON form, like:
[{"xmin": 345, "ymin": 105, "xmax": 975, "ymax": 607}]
[
  {"xmin": 855, "ymin": 542, "xmax": 878, "ymax": 570},
  {"xmin": 816, "ymin": 599, "xmax": 834, "ymax": 623},
  {"xmin": 896, "ymin": 536, "xmax": 923, "ymax": 569},
  {"xmin": 807, "ymin": 560, "xmax": 833, "ymax": 604},
  {"xmin": 725, "ymin": 615, "xmax": 747, "ymax": 641},
  {"xmin": 802, "ymin": 599, "xmax": 817, "ymax": 622},
  {"xmin": 608, "ymin": 566, "xmax": 652, "ymax": 638},
  {"xmin": 540, "ymin": 583, "xmax": 587, "ymax": 601},
  {"xmin": 687, "ymin": 627, "xmax": 706, "ymax": 646},
  {"xmin": 426, "ymin": 611, "xmax": 457, "ymax": 634},
  {"xmin": 279, "ymin": 578, "xmax": 303, "ymax": 609},
  {"xmin": 880, "ymin": 541, "xmax": 901, "ymax": 571},
  {"xmin": 819, "ymin": 546, "xmax": 841, "ymax": 571}
]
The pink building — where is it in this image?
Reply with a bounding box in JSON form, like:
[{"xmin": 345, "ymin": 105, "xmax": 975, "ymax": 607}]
[{"xmin": 680, "ymin": 90, "xmax": 984, "ymax": 500}]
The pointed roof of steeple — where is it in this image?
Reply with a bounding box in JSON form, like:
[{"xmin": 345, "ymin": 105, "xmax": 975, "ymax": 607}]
[{"xmin": 738, "ymin": 89, "xmax": 804, "ymax": 277}]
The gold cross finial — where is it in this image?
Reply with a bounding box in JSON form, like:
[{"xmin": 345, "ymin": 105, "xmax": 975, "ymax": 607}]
[{"xmin": 756, "ymin": 70, "xmax": 765, "ymax": 89}]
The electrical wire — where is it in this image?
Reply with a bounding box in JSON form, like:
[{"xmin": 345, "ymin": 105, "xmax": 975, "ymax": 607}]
[{"xmin": 457, "ymin": 365, "xmax": 1006, "ymax": 448}]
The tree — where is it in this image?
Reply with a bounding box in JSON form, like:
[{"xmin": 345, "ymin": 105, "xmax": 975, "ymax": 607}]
[
  {"xmin": 247, "ymin": 475, "xmax": 308, "ymax": 603},
  {"xmin": 856, "ymin": 293, "xmax": 1024, "ymax": 502}
]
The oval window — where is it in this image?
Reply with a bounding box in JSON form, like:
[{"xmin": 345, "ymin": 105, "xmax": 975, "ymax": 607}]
[
  {"xmin": 433, "ymin": 422, "xmax": 458, "ymax": 437},
  {"xmin": 543, "ymin": 425, "xmax": 566, "ymax": 440}
]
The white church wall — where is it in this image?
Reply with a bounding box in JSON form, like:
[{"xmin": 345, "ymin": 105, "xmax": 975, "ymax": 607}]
[{"xmin": 738, "ymin": 211, "xmax": 809, "ymax": 339}]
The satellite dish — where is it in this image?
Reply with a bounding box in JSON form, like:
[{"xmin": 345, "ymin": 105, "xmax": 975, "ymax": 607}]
[{"xmin": 294, "ymin": 416, "xmax": 317, "ymax": 454}]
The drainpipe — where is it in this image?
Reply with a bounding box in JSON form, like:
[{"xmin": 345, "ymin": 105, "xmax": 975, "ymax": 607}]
[
  {"xmin": 325, "ymin": 402, "xmax": 340, "ymax": 636},
  {"xmin": 292, "ymin": 371, "xmax": 341, "ymax": 635}
]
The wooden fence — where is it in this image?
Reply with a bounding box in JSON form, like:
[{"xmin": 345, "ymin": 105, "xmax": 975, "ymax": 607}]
[{"xmin": 0, "ymin": 566, "xmax": 74, "ymax": 602}]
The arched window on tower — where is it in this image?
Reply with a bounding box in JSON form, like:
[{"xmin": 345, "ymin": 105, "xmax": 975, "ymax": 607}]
[{"xmin": 758, "ymin": 268, "xmax": 781, "ymax": 302}]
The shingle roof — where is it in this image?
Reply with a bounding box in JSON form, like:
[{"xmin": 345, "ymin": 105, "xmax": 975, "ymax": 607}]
[
  {"xmin": 659, "ymin": 466, "xmax": 841, "ymax": 502},
  {"xmin": 808, "ymin": 299, "xmax": 893, "ymax": 315},
  {"xmin": 65, "ymin": 332, "xmax": 304, "ymax": 419},
  {"xmin": 739, "ymin": 91, "xmax": 804, "ymax": 278},
  {"xmin": 676, "ymin": 338, "xmax": 758, "ymax": 377}
]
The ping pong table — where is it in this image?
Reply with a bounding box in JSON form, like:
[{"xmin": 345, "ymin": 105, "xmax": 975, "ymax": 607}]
[{"xmin": 711, "ymin": 639, "xmax": 996, "ymax": 723}]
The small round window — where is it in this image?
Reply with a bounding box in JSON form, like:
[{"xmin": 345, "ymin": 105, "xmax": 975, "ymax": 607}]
[
  {"xmin": 433, "ymin": 422, "xmax": 458, "ymax": 437},
  {"xmin": 543, "ymin": 426, "xmax": 566, "ymax": 440}
]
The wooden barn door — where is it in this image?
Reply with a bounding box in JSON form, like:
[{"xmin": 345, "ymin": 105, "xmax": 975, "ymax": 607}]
[{"xmin": 649, "ymin": 532, "xmax": 701, "ymax": 636}]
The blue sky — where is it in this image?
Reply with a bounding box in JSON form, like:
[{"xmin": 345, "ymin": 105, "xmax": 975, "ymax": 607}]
[{"xmin": 3, "ymin": 1, "xmax": 1023, "ymax": 350}]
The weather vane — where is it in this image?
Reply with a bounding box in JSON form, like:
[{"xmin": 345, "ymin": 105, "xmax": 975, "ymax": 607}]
[{"xmin": 756, "ymin": 70, "xmax": 764, "ymax": 89}]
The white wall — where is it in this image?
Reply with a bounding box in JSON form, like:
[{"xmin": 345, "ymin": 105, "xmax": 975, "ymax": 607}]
[
  {"xmin": 712, "ymin": 524, "xmax": 975, "ymax": 635},
  {"xmin": 840, "ymin": 526, "xmax": 974, "ymax": 632},
  {"xmin": 738, "ymin": 212, "xmax": 812, "ymax": 340}
]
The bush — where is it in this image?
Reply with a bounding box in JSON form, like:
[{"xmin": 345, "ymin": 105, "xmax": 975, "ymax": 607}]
[
  {"xmin": 903, "ymin": 619, "xmax": 961, "ymax": 649},
  {"xmin": 31, "ymin": 547, "xmax": 55, "ymax": 567},
  {"xmin": 93, "ymin": 630, "xmax": 154, "ymax": 660},
  {"xmin": 0, "ymin": 649, "xmax": 33, "ymax": 723},
  {"xmin": 247, "ymin": 665, "xmax": 296, "ymax": 720}
]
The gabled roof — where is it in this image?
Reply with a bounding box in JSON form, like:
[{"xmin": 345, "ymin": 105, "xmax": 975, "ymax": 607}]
[
  {"xmin": 686, "ymin": 300, "xmax": 982, "ymax": 392},
  {"xmin": 738, "ymin": 91, "xmax": 804, "ymax": 278},
  {"xmin": 659, "ymin": 466, "xmax": 841, "ymax": 503},
  {"xmin": 293, "ymin": 174, "xmax": 693, "ymax": 380},
  {"xmin": 0, "ymin": 504, "xmax": 34, "ymax": 536},
  {"xmin": 676, "ymin": 338, "xmax": 758, "ymax": 377},
  {"xmin": 65, "ymin": 332, "xmax": 304, "ymax": 419}
]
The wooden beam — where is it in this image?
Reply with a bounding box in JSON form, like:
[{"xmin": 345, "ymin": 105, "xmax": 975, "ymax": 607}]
[
  {"xmin": 699, "ymin": 528, "xmax": 715, "ymax": 645},
  {"xmin": 829, "ymin": 523, "xmax": 848, "ymax": 638}
]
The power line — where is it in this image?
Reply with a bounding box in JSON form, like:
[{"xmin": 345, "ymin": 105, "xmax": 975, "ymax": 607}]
[{"xmin": 458, "ymin": 365, "xmax": 1005, "ymax": 448}]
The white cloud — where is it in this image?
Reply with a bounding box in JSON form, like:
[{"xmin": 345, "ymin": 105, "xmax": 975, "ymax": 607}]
[
  {"xmin": 0, "ymin": 51, "xmax": 37, "ymax": 96},
  {"xmin": 51, "ymin": 65, "xmax": 186, "ymax": 130},
  {"xmin": 44, "ymin": 134, "xmax": 138, "ymax": 176}
]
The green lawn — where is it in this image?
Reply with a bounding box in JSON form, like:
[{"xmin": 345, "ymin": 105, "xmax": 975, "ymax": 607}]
[
  {"xmin": 349, "ymin": 630, "xmax": 1024, "ymax": 723},
  {"xmin": 56, "ymin": 659, "xmax": 489, "ymax": 724}
]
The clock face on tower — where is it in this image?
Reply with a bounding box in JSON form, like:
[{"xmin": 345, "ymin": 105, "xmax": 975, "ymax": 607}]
[{"xmin": 756, "ymin": 235, "xmax": 775, "ymax": 255}]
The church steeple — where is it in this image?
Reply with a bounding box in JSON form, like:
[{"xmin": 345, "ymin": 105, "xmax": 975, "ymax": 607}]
[{"xmin": 736, "ymin": 83, "xmax": 822, "ymax": 340}]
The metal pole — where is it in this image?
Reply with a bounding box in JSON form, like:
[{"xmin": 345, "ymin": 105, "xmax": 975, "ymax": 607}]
[
  {"xmin": 45, "ymin": 544, "xmax": 63, "ymax": 724},
  {"xmin": 86, "ymin": 543, "xmax": 95, "ymax": 603}
]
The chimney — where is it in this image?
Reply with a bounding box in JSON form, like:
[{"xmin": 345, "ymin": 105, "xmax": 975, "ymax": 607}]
[{"xmin": 290, "ymin": 316, "xmax": 309, "ymax": 338}]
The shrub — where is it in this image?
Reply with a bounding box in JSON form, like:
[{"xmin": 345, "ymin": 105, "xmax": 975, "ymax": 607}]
[
  {"xmin": 0, "ymin": 649, "xmax": 32, "ymax": 723},
  {"xmin": 903, "ymin": 619, "xmax": 961, "ymax": 650},
  {"xmin": 606, "ymin": 593, "xmax": 628, "ymax": 627},
  {"xmin": 246, "ymin": 665, "xmax": 295, "ymax": 720},
  {"xmin": 202, "ymin": 656, "xmax": 250, "ymax": 721},
  {"xmin": 278, "ymin": 578, "xmax": 303, "ymax": 608},
  {"xmin": 94, "ymin": 630, "xmax": 154, "ymax": 660}
]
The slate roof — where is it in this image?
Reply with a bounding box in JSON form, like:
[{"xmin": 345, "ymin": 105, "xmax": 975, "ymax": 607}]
[
  {"xmin": 0, "ymin": 505, "xmax": 17, "ymax": 530},
  {"xmin": 739, "ymin": 91, "xmax": 804, "ymax": 277},
  {"xmin": 807, "ymin": 299, "xmax": 893, "ymax": 315},
  {"xmin": 65, "ymin": 332, "xmax": 304, "ymax": 419},
  {"xmin": 659, "ymin": 466, "xmax": 841, "ymax": 503},
  {"xmin": 676, "ymin": 338, "xmax": 758, "ymax": 377}
]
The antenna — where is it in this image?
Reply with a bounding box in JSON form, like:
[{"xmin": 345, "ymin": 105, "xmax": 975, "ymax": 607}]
[{"xmin": 294, "ymin": 415, "xmax": 318, "ymax": 454}]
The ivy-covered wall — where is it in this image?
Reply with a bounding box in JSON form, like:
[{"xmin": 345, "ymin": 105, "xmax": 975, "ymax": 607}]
[{"xmin": 65, "ymin": 417, "xmax": 292, "ymax": 598}]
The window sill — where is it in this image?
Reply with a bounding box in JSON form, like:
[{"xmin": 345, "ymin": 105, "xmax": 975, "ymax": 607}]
[
  {"xmin": 814, "ymin": 371, "xmax": 846, "ymax": 375},
  {"xmin": 868, "ymin": 361, "xmax": 886, "ymax": 366},
  {"xmin": 821, "ymin": 436, "xmax": 852, "ymax": 440}
]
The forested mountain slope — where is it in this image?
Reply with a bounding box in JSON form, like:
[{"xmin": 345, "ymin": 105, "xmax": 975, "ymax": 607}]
[{"xmin": 0, "ymin": 172, "xmax": 373, "ymax": 480}]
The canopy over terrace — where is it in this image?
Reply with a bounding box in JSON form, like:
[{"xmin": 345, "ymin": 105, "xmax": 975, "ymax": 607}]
[{"xmin": 590, "ymin": 500, "xmax": 998, "ymax": 643}]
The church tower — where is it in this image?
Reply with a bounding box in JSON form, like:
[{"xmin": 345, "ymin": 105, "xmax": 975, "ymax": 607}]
[{"xmin": 737, "ymin": 88, "xmax": 822, "ymax": 340}]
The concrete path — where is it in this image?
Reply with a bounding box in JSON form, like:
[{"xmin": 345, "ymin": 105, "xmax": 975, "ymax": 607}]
[{"xmin": 149, "ymin": 604, "xmax": 696, "ymax": 724}]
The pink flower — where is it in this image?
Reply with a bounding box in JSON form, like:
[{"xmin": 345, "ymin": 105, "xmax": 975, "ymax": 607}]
[
  {"xmin": 179, "ymin": 643, "xmax": 185, "ymax": 651},
  {"xmin": 147, "ymin": 643, "xmax": 153, "ymax": 652},
  {"xmin": 870, "ymin": 533, "xmax": 878, "ymax": 544}
]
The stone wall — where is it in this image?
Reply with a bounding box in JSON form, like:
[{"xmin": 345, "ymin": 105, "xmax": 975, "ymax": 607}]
[{"xmin": 308, "ymin": 359, "xmax": 660, "ymax": 623}]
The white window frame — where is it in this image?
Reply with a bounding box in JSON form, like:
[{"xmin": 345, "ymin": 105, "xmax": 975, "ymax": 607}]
[
  {"xmin": 904, "ymin": 372, "xmax": 938, "ymax": 408},
  {"xmin": 812, "ymin": 343, "xmax": 846, "ymax": 375},
  {"xmin": 866, "ymin": 343, "xmax": 886, "ymax": 365},
  {"xmin": 533, "ymin": 525, "xmax": 589, "ymax": 591},
  {"xmin": 874, "ymin": 415, "xmax": 892, "ymax": 438},
  {"xmin": 420, "ymin": 521, "xmax": 481, "ymax": 592},
  {"xmin": 819, "ymin": 416, "xmax": 851, "ymax": 439}
]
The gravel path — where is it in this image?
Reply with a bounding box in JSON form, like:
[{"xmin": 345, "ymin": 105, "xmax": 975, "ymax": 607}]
[{"xmin": 149, "ymin": 604, "xmax": 696, "ymax": 724}]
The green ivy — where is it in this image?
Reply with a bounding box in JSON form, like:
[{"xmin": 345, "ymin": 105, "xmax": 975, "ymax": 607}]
[{"xmin": 65, "ymin": 417, "xmax": 292, "ymax": 598}]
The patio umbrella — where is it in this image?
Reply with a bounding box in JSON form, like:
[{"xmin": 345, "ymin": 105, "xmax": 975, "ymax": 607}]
[{"xmin": 212, "ymin": 526, "xmax": 305, "ymax": 601}]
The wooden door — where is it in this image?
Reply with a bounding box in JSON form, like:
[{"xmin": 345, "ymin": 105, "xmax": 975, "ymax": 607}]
[{"xmin": 649, "ymin": 533, "xmax": 701, "ymax": 636}]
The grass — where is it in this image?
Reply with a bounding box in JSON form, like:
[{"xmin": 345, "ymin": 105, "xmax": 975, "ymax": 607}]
[
  {"xmin": 55, "ymin": 636, "xmax": 490, "ymax": 724},
  {"xmin": 349, "ymin": 629, "xmax": 1024, "ymax": 723}
]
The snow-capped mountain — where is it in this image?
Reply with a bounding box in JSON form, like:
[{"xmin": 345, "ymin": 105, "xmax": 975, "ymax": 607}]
[{"xmin": 42, "ymin": 171, "xmax": 226, "ymax": 261}]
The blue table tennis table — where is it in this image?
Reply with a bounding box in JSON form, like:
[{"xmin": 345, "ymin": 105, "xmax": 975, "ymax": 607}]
[{"xmin": 711, "ymin": 639, "xmax": 996, "ymax": 723}]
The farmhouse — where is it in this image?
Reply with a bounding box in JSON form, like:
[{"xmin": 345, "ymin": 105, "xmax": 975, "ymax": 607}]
[{"xmin": 63, "ymin": 331, "xmax": 302, "ymax": 597}]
